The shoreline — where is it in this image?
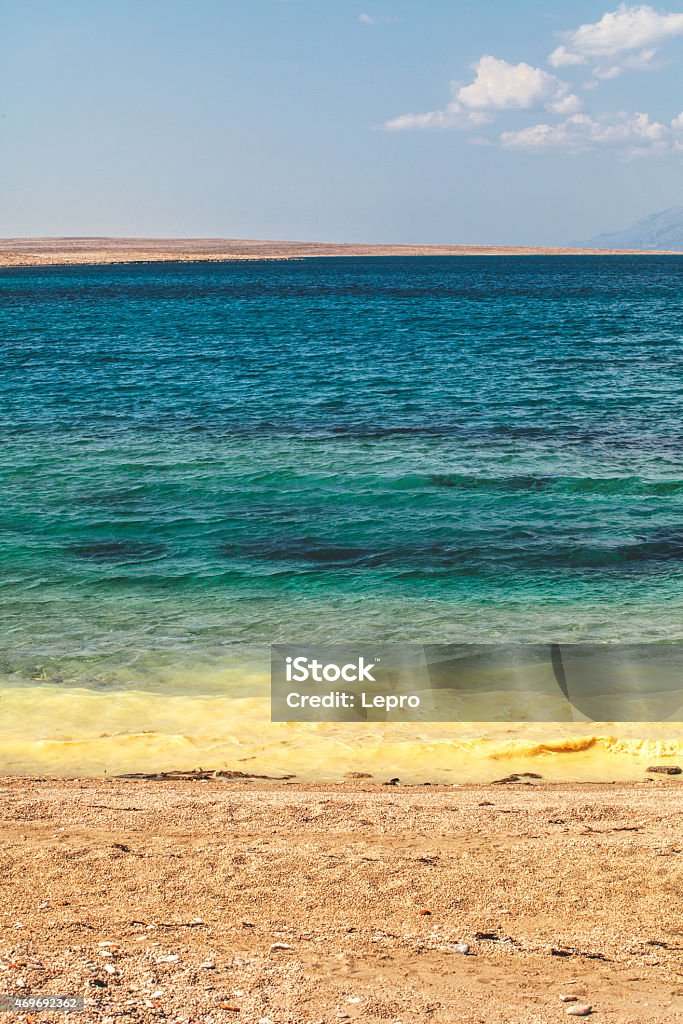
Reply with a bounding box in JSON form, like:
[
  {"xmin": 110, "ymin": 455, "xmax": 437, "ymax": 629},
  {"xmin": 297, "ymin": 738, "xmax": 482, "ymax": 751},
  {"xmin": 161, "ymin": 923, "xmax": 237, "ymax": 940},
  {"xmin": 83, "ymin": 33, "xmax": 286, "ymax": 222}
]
[
  {"xmin": 1, "ymin": 777, "xmax": 682, "ymax": 1022},
  {"xmin": 3, "ymin": 678, "xmax": 683, "ymax": 784},
  {"xmin": 4, "ymin": 677, "xmax": 683, "ymax": 783},
  {"xmin": 1, "ymin": 236, "xmax": 682, "ymax": 268},
  {"xmin": 1, "ymin": 772, "xmax": 681, "ymax": 787}
]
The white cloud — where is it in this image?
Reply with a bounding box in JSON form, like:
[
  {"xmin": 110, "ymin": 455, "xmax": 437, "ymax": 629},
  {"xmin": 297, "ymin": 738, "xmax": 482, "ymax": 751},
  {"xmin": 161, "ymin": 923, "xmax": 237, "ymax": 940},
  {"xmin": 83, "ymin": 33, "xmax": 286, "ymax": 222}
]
[
  {"xmin": 383, "ymin": 104, "xmax": 466, "ymax": 131},
  {"xmin": 549, "ymin": 47, "xmax": 587, "ymax": 67},
  {"xmin": 548, "ymin": 93, "xmax": 584, "ymax": 114},
  {"xmin": 382, "ymin": 56, "xmax": 580, "ymax": 131},
  {"xmin": 549, "ymin": 4, "xmax": 683, "ymax": 76},
  {"xmin": 467, "ymin": 111, "xmax": 496, "ymax": 126},
  {"xmin": 457, "ymin": 55, "xmax": 581, "ymax": 113},
  {"xmin": 591, "ymin": 46, "xmax": 663, "ymax": 77},
  {"xmin": 501, "ymin": 110, "xmax": 672, "ymax": 153},
  {"xmin": 382, "ymin": 96, "xmax": 496, "ymax": 131},
  {"xmin": 673, "ymin": 111, "xmax": 683, "ymax": 129},
  {"xmin": 359, "ymin": 12, "xmax": 396, "ymax": 25}
]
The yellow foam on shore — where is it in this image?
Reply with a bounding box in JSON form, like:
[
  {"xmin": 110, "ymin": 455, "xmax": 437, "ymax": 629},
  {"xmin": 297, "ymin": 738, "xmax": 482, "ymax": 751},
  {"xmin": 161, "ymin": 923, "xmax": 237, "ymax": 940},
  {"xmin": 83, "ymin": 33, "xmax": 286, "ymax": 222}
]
[{"xmin": 1, "ymin": 682, "xmax": 682, "ymax": 782}]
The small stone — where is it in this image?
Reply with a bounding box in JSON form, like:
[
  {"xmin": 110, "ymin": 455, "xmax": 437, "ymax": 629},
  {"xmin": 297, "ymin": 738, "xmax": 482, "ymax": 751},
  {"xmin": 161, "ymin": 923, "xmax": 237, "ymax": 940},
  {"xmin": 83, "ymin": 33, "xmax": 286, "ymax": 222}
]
[
  {"xmin": 103, "ymin": 965, "xmax": 116, "ymax": 975},
  {"xmin": 199, "ymin": 962, "xmax": 216, "ymax": 969},
  {"xmin": 560, "ymin": 995, "xmax": 578, "ymax": 1002},
  {"xmin": 269, "ymin": 942, "xmax": 292, "ymax": 951},
  {"xmin": 647, "ymin": 765, "xmax": 682, "ymax": 775},
  {"xmin": 566, "ymin": 1005, "xmax": 592, "ymax": 1017},
  {"xmin": 344, "ymin": 772, "xmax": 373, "ymax": 779},
  {"xmin": 157, "ymin": 954, "xmax": 180, "ymax": 963},
  {"xmin": 346, "ymin": 996, "xmax": 361, "ymax": 1003},
  {"xmin": 448, "ymin": 942, "xmax": 470, "ymax": 955}
]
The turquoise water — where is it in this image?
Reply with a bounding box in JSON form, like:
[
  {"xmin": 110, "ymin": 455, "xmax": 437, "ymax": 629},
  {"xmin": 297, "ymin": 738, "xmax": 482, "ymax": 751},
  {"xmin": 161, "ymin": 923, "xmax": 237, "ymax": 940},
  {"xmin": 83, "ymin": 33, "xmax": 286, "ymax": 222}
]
[{"xmin": 1, "ymin": 255, "xmax": 683, "ymax": 690}]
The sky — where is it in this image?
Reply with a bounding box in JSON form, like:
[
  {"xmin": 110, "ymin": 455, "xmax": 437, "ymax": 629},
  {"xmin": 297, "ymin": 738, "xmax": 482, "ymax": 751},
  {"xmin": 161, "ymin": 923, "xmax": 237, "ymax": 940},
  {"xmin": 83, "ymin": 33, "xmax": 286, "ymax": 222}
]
[{"xmin": 1, "ymin": 0, "xmax": 682, "ymax": 244}]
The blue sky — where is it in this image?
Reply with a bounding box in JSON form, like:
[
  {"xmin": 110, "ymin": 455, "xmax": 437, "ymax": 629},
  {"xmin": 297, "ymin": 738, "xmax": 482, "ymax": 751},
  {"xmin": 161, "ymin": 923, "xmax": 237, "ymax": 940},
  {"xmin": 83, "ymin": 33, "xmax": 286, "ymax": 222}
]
[{"xmin": 2, "ymin": 1, "xmax": 682, "ymax": 243}]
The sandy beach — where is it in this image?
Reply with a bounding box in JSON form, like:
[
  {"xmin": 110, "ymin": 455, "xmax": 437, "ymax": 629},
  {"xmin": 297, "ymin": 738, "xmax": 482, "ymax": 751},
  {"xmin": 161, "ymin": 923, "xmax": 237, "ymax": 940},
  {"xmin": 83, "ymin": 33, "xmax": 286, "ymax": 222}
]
[
  {"xmin": 0, "ymin": 237, "xmax": 680, "ymax": 268},
  {"xmin": 1, "ymin": 776, "xmax": 682, "ymax": 1023}
]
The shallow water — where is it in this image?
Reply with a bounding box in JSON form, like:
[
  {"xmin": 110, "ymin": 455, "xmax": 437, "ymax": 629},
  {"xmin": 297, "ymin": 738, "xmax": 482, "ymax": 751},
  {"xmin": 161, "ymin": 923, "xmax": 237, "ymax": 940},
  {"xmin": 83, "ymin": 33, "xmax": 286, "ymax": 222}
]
[{"xmin": 1, "ymin": 256, "xmax": 682, "ymax": 778}]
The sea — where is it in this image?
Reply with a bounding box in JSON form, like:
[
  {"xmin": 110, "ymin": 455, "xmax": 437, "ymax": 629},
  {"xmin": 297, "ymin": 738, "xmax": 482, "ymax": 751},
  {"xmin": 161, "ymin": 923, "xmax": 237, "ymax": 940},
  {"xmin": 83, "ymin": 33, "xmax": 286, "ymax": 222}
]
[{"xmin": 1, "ymin": 255, "xmax": 682, "ymax": 781}]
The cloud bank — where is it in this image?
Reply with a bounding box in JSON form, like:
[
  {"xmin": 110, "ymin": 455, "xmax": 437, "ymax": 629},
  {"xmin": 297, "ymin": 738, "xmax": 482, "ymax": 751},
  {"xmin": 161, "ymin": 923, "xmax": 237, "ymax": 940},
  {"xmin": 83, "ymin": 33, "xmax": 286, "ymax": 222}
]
[
  {"xmin": 384, "ymin": 56, "xmax": 581, "ymax": 132},
  {"xmin": 501, "ymin": 111, "xmax": 670, "ymax": 150},
  {"xmin": 549, "ymin": 3, "xmax": 683, "ymax": 77},
  {"xmin": 381, "ymin": 4, "xmax": 683, "ymax": 156}
]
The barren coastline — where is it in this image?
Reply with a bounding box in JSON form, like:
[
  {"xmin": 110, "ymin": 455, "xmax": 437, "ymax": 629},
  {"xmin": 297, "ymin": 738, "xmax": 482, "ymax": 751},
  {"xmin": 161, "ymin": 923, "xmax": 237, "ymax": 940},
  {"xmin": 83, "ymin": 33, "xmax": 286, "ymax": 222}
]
[{"xmin": 1, "ymin": 236, "xmax": 681, "ymax": 269}]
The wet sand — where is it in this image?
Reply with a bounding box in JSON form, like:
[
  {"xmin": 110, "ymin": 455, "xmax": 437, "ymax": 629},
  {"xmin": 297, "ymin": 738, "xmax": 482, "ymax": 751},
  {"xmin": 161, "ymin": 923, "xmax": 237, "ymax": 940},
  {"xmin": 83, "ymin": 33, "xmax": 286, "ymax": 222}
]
[
  {"xmin": 1, "ymin": 237, "xmax": 680, "ymax": 268},
  {"xmin": 1, "ymin": 777, "xmax": 682, "ymax": 1023}
]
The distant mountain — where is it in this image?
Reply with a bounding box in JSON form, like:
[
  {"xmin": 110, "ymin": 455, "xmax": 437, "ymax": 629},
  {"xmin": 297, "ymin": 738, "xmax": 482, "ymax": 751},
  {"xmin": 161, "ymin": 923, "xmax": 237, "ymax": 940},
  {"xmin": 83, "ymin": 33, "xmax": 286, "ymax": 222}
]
[{"xmin": 580, "ymin": 207, "xmax": 683, "ymax": 251}]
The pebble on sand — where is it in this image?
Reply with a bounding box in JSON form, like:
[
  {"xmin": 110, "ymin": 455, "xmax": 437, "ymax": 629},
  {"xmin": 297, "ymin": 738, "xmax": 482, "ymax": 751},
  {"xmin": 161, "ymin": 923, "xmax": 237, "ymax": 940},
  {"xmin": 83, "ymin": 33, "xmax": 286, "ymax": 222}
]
[
  {"xmin": 566, "ymin": 1004, "xmax": 593, "ymax": 1016},
  {"xmin": 269, "ymin": 942, "xmax": 292, "ymax": 951}
]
